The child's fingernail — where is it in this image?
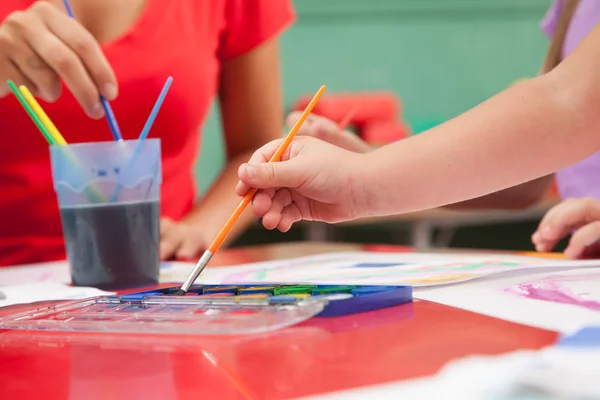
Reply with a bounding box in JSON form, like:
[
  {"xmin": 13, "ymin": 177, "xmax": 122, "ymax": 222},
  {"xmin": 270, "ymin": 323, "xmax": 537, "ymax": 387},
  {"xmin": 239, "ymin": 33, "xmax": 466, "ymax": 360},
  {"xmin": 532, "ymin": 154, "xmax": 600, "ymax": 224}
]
[
  {"xmin": 541, "ymin": 226, "xmax": 555, "ymax": 238},
  {"xmin": 536, "ymin": 244, "xmax": 548, "ymax": 253},
  {"xmin": 244, "ymin": 165, "xmax": 257, "ymax": 179}
]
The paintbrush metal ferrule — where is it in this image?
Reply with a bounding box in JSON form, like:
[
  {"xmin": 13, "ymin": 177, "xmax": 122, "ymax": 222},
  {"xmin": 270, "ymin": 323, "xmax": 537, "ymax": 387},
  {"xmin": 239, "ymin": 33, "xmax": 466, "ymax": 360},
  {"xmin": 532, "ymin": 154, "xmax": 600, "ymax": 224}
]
[{"xmin": 180, "ymin": 250, "xmax": 213, "ymax": 293}]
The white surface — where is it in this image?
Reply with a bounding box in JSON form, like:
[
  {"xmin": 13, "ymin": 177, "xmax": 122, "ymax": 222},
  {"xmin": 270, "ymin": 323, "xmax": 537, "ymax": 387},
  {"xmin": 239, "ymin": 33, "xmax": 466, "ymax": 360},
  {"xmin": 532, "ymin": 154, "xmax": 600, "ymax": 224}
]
[
  {"xmin": 0, "ymin": 282, "xmax": 112, "ymax": 307},
  {"xmin": 414, "ymin": 267, "xmax": 600, "ymax": 334},
  {"xmin": 163, "ymin": 251, "xmax": 600, "ymax": 287},
  {"xmin": 0, "ymin": 260, "xmax": 228, "ymax": 287},
  {"xmin": 0, "ymin": 261, "xmax": 71, "ymax": 286}
]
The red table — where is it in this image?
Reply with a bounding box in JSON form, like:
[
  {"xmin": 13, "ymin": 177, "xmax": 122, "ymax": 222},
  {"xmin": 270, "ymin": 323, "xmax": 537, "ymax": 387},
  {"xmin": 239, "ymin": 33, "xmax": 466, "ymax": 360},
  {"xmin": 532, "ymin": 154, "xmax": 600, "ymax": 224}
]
[{"xmin": 0, "ymin": 243, "xmax": 558, "ymax": 399}]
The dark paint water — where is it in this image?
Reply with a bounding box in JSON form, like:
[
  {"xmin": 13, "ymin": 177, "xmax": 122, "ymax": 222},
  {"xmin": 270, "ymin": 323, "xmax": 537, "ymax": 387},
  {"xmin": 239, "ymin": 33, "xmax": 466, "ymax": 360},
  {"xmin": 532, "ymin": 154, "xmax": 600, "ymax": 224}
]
[{"xmin": 60, "ymin": 200, "xmax": 160, "ymax": 290}]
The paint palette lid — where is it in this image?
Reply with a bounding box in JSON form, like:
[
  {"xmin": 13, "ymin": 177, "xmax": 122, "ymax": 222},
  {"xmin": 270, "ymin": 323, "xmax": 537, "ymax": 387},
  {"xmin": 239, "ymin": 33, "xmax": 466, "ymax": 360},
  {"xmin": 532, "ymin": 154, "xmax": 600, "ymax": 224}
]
[
  {"xmin": 0, "ymin": 283, "xmax": 412, "ymax": 335},
  {"xmin": 0, "ymin": 294, "xmax": 328, "ymax": 336}
]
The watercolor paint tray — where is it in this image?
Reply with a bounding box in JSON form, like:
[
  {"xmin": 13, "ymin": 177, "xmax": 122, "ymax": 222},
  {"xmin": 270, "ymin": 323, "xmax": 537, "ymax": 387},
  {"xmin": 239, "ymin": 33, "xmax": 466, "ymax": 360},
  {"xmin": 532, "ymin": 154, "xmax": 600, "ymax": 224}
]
[{"xmin": 0, "ymin": 284, "xmax": 412, "ymax": 335}]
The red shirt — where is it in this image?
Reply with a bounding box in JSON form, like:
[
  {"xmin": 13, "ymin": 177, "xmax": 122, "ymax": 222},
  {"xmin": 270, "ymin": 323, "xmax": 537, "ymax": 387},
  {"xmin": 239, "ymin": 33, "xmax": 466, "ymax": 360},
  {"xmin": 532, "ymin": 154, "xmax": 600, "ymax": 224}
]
[{"xmin": 0, "ymin": 0, "xmax": 294, "ymax": 266}]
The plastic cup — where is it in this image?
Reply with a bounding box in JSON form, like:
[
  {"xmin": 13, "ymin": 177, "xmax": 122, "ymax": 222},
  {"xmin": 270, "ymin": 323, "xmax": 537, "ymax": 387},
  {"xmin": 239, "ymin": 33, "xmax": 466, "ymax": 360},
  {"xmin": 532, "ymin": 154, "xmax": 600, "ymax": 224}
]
[{"xmin": 50, "ymin": 139, "xmax": 162, "ymax": 290}]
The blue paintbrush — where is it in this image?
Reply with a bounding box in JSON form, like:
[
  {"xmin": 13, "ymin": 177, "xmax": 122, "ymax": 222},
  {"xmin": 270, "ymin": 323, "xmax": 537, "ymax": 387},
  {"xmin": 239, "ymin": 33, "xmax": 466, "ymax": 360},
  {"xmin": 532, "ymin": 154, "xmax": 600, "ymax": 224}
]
[{"xmin": 62, "ymin": 0, "xmax": 123, "ymax": 141}]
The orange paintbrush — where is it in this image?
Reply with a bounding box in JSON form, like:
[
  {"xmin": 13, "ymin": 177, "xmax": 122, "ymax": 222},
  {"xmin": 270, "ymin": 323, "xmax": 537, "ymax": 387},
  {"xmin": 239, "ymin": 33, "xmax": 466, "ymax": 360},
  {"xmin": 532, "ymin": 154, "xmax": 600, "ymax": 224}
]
[{"xmin": 178, "ymin": 85, "xmax": 327, "ymax": 293}]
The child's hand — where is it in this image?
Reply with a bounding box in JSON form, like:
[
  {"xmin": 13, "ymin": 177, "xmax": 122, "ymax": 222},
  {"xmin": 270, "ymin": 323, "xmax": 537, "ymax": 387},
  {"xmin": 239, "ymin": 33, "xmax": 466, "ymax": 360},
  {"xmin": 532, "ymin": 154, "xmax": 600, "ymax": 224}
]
[
  {"xmin": 532, "ymin": 197, "xmax": 600, "ymax": 259},
  {"xmin": 235, "ymin": 137, "xmax": 370, "ymax": 232},
  {"xmin": 288, "ymin": 112, "xmax": 372, "ymax": 153}
]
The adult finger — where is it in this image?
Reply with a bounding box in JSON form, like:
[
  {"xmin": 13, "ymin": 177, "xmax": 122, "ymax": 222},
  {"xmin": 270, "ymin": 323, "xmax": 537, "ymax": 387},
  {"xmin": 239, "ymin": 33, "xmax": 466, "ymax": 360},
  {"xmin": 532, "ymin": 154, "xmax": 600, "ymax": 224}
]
[
  {"xmin": 0, "ymin": 12, "xmax": 61, "ymax": 100},
  {"xmin": 25, "ymin": 30, "xmax": 102, "ymax": 117},
  {"xmin": 31, "ymin": 1, "xmax": 117, "ymax": 98},
  {"xmin": 160, "ymin": 219, "xmax": 181, "ymax": 260},
  {"xmin": 176, "ymin": 234, "xmax": 205, "ymax": 261},
  {"xmin": 0, "ymin": 55, "xmax": 37, "ymax": 98},
  {"xmin": 29, "ymin": 3, "xmax": 117, "ymax": 116}
]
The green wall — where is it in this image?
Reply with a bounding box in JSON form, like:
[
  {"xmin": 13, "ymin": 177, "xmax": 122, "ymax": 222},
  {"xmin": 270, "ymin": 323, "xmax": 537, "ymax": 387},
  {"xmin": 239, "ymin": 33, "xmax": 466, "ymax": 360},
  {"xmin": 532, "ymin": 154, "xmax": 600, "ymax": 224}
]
[{"xmin": 196, "ymin": 0, "xmax": 551, "ymax": 194}]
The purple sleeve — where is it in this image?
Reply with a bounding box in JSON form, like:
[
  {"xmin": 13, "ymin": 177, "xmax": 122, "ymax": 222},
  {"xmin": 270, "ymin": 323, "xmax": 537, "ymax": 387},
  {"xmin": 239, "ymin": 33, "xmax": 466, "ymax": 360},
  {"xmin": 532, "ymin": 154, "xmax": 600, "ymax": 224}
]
[{"xmin": 540, "ymin": 0, "xmax": 563, "ymax": 37}]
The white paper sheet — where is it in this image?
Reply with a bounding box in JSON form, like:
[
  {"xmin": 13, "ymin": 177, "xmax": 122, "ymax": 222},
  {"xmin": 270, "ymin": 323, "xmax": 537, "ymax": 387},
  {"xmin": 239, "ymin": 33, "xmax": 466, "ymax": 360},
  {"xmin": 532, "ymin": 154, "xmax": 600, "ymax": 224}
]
[
  {"xmin": 0, "ymin": 260, "xmax": 227, "ymax": 287},
  {"xmin": 0, "ymin": 261, "xmax": 71, "ymax": 286},
  {"xmin": 164, "ymin": 251, "xmax": 600, "ymax": 287},
  {"xmin": 3, "ymin": 252, "xmax": 600, "ymax": 288},
  {"xmin": 415, "ymin": 267, "xmax": 600, "ymax": 333},
  {"xmin": 0, "ymin": 282, "xmax": 113, "ymax": 308}
]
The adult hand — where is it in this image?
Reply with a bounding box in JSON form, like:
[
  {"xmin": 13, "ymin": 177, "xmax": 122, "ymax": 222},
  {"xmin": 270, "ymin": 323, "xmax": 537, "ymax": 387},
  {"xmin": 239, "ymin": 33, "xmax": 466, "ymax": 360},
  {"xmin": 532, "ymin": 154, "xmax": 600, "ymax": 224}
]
[
  {"xmin": 160, "ymin": 218, "xmax": 208, "ymax": 261},
  {"xmin": 0, "ymin": 2, "xmax": 118, "ymax": 118},
  {"xmin": 532, "ymin": 197, "xmax": 600, "ymax": 259},
  {"xmin": 235, "ymin": 136, "xmax": 370, "ymax": 232}
]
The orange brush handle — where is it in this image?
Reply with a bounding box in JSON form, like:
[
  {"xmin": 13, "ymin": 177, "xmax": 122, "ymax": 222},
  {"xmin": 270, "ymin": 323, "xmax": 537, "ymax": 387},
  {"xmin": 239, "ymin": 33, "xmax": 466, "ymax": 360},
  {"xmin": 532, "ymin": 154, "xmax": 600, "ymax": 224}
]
[{"xmin": 207, "ymin": 85, "xmax": 327, "ymax": 254}]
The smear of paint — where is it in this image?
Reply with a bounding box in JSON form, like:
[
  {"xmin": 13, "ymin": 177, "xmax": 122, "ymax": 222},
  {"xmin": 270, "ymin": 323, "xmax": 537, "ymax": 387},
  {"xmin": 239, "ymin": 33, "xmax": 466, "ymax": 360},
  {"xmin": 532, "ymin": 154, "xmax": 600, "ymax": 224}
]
[
  {"xmin": 254, "ymin": 270, "xmax": 267, "ymax": 280},
  {"xmin": 505, "ymin": 274, "xmax": 600, "ymax": 311},
  {"xmin": 39, "ymin": 271, "xmax": 53, "ymax": 281},
  {"xmin": 226, "ymin": 259, "xmax": 534, "ymax": 285},
  {"xmin": 402, "ymin": 273, "xmax": 473, "ymax": 283},
  {"xmin": 346, "ymin": 263, "xmax": 409, "ymax": 268}
]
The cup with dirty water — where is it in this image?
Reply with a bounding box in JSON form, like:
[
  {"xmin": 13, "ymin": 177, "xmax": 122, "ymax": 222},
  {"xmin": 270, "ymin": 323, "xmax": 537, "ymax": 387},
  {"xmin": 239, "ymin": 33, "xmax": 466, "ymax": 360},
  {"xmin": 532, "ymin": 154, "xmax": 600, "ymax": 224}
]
[{"xmin": 50, "ymin": 139, "xmax": 162, "ymax": 290}]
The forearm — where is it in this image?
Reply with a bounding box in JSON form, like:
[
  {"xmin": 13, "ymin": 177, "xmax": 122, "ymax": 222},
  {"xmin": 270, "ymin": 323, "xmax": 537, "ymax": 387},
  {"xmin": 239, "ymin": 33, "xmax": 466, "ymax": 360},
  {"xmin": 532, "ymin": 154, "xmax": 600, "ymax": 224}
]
[
  {"xmin": 185, "ymin": 36, "xmax": 284, "ymax": 245},
  {"xmin": 443, "ymin": 31, "xmax": 558, "ymax": 211},
  {"xmin": 446, "ymin": 175, "xmax": 554, "ymax": 210},
  {"xmin": 181, "ymin": 152, "xmax": 255, "ymax": 246},
  {"xmin": 362, "ymin": 73, "xmax": 599, "ymax": 217}
]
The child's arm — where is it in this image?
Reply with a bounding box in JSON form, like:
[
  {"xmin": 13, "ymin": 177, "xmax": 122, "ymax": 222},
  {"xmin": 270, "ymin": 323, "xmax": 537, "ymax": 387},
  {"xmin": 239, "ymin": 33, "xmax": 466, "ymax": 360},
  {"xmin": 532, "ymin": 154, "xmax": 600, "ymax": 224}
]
[
  {"xmin": 236, "ymin": 23, "xmax": 600, "ymax": 231},
  {"xmin": 363, "ymin": 22, "xmax": 600, "ymax": 217},
  {"xmin": 446, "ymin": 176, "xmax": 554, "ymax": 210}
]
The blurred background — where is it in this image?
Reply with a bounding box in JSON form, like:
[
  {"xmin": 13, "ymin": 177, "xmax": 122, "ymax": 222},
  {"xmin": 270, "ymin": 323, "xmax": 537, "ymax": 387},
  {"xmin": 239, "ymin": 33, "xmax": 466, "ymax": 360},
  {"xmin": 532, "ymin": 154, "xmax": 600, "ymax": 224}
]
[{"xmin": 197, "ymin": 0, "xmax": 563, "ymax": 252}]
